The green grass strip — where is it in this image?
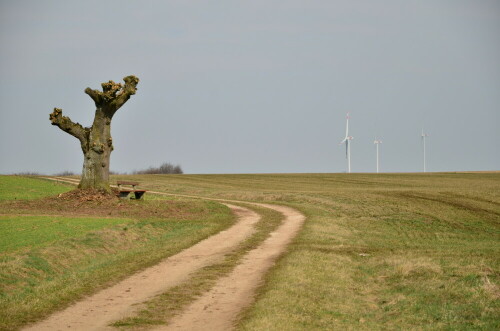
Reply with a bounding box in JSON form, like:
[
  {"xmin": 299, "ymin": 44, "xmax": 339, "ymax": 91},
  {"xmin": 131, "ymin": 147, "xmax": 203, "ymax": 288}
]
[
  {"xmin": 0, "ymin": 215, "xmax": 130, "ymax": 253},
  {"xmin": 0, "ymin": 176, "xmax": 72, "ymax": 201}
]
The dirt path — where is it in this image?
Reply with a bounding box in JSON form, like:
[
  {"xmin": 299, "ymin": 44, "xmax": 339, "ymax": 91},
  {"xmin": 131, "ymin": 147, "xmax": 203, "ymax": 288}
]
[
  {"xmin": 155, "ymin": 204, "xmax": 305, "ymax": 331},
  {"xmin": 23, "ymin": 204, "xmax": 260, "ymax": 331},
  {"xmin": 36, "ymin": 177, "xmax": 306, "ymax": 330}
]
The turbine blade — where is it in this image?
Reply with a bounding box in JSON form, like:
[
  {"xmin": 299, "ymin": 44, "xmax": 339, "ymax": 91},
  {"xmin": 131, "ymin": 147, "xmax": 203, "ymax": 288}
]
[{"xmin": 345, "ymin": 114, "xmax": 349, "ymax": 136}]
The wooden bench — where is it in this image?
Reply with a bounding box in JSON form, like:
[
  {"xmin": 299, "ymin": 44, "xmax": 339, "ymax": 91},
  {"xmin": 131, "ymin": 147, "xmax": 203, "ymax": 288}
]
[{"xmin": 117, "ymin": 181, "xmax": 147, "ymax": 200}]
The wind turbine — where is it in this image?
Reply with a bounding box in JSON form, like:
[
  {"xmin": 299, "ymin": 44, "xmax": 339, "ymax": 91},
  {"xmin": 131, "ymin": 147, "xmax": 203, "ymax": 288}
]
[
  {"xmin": 339, "ymin": 112, "xmax": 353, "ymax": 173},
  {"xmin": 374, "ymin": 138, "xmax": 382, "ymax": 173},
  {"xmin": 421, "ymin": 129, "xmax": 429, "ymax": 172}
]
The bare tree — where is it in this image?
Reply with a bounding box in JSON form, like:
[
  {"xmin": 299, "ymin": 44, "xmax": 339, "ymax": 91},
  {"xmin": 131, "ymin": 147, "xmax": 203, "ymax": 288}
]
[{"xmin": 50, "ymin": 75, "xmax": 139, "ymax": 192}]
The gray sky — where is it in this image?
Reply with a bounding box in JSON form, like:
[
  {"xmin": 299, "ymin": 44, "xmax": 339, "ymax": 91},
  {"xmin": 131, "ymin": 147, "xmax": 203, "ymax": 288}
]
[{"xmin": 1, "ymin": 0, "xmax": 499, "ymax": 174}]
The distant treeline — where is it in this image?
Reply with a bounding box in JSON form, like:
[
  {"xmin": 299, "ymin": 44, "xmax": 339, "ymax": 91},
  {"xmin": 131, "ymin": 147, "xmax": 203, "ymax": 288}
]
[
  {"xmin": 132, "ymin": 162, "xmax": 183, "ymax": 175},
  {"xmin": 9, "ymin": 162, "xmax": 183, "ymax": 176},
  {"xmin": 7, "ymin": 171, "xmax": 75, "ymax": 176}
]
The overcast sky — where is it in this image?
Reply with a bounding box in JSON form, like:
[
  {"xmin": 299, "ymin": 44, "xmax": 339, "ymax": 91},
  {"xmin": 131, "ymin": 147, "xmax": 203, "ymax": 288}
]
[{"xmin": 1, "ymin": 1, "xmax": 499, "ymax": 174}]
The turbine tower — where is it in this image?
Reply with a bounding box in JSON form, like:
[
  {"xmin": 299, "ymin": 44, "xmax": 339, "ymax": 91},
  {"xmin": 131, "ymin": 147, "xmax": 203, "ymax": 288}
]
[
  {"xmin": 339, "ymin": 112, "xmax": 353, "ymax": 173},
  {"xmin": 421, "ymin": 129, "xmax": 429, "ymax": 172},
  {"xmin": 374, "ymin": 138, "xmax": 382, "ymax": 173}
]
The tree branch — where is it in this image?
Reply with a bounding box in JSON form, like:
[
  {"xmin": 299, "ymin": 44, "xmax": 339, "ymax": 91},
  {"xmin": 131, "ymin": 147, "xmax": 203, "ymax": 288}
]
[
  {"xmin": 110, "ymin": 75, "xmax": 139, "ymax": 112},
  {"xmin": 82, "ymin": 75, "xmax": 139, "ymax": 117},
  {"xmin": 49, "ymin": 108, "xmax": 89, "ymax": 147},
  {"xmin": 84, "ymin": 88, "xmax": 103, "ymax": 105}
]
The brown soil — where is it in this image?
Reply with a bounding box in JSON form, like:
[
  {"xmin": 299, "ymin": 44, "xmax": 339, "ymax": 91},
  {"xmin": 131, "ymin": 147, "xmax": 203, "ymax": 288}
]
[
  {"xmin": 0, "ymin": 187, "xmax": 198, "ymax": 221},
  {"xmin": 57, "ymin": 188, "xmax": 120, "ymax": 202}
]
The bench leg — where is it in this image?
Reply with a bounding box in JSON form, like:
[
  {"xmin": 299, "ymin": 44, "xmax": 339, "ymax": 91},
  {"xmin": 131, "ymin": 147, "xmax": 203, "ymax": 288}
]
[
  {"xmin": 119, "ymin": 191, "xmax": 131, "ymax": 199},
  {"xmin": 134, "ymin": 191, "xmax": 145, "ymax": 200}
]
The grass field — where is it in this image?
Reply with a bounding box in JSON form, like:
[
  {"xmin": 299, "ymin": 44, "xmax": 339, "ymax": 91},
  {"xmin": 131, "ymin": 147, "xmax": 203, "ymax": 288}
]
[
  {"xmin": 111, "ymin": 172, "xmax": 500, "ymax": 330},
  {"xmin": 0, "ymin": 176, "xmax": 234, "ymax": 330},
  {"xmin": 1, "ymin": 173, "xmax": 499, "ymax": 330},
  {"xmin": 0, "ymin": 176, "xmax": 72, "ymax": 201}
]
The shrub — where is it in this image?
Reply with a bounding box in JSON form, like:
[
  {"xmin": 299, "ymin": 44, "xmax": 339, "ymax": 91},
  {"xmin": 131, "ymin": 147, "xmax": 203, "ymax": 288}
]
[
  {"xmin": 12, "ymin": 172, "xmax": 44, "ymax": 176},
  {"xmin": 109, "ymin": 170, "xmax": 127, "ymax": 175},
  {"xmin": 133, "ymin": 162, "xmax": 183, "ymax": 175},
  {"xmin": 53, "ymin": 171, "xmax": 76, "ymax": 176}
]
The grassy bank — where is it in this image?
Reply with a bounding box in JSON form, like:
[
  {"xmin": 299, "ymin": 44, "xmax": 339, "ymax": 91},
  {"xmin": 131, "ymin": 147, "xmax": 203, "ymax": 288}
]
[
  {"xmin": 112, "ymin": 173, "xmax": 500, "ymax": 330},
  {"xmin": 0, "ymin": 176, "xmax": 234, "ymax": 331}
]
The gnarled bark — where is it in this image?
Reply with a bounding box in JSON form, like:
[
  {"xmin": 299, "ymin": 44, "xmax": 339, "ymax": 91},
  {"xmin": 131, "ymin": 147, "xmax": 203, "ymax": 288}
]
[{"xmin": 50, "ymin": 75, "xmax": 139, "ymax": 192}]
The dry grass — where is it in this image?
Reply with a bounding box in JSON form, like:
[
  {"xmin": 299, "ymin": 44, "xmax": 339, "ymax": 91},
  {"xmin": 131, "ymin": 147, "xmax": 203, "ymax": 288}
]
[{"xmin": 110, "ymin": 172, "xmax": 500, "ymax": 330}]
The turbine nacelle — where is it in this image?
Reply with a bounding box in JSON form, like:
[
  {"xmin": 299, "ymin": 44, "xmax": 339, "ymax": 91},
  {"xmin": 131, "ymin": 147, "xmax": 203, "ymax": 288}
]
[{"xmin": 339, "ymin": 136, "xmax": 353, "ymax": 144}]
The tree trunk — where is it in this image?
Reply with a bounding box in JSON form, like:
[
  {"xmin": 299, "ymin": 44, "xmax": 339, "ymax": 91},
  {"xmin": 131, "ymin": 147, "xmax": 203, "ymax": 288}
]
[
  {"xmin": 79, "ymin": 110, "xmax": 113, "ymax": 191},
  {"xmin": 50, "ymin": 75, "xmax": 139, "ymax": 192}
]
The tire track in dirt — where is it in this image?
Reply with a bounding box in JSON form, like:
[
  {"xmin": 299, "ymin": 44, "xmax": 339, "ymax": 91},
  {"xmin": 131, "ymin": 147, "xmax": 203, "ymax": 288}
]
[
  {"xmin": 154, "ymin": 204, "xmax": 305, "ymax": 331},
  {"xmin": 35, "ymin": 177, "xmax": 306, "ymax": 331}
]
